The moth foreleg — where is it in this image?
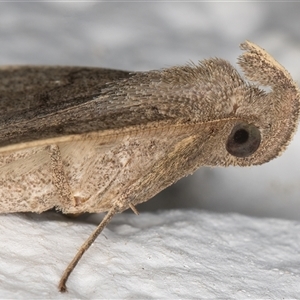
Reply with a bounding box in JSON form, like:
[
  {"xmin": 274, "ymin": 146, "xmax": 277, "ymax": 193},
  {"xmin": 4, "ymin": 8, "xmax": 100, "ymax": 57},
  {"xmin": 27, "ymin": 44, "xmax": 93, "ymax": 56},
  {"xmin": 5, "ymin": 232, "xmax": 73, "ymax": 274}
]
[
  {"xmin": 58, "ymin": 206, "xmax": 119, "ymax": 293},
  {"xmin": 129, "ymin": 203, "xmax": 139, "ymax": 215}
]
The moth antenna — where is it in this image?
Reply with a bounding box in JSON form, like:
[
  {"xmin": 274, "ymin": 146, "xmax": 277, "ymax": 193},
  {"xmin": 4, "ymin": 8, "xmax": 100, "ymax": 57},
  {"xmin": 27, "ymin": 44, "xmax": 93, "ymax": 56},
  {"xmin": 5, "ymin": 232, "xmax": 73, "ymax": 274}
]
[
  {"xmin": 58, "ymin": 207, "xmax": 118, "ymax": 293},
  {"xmin": 129, "ymin": 203, "xmax": 139, "ymax": 215}
]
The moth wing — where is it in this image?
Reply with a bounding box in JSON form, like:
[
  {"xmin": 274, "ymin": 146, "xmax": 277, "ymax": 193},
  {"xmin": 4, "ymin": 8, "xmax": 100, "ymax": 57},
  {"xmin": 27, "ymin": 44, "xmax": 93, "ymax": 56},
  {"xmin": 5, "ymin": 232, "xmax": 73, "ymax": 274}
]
[
  {"xmin": 0, "ymin": 65, "xmax": 210, "ymax": 214},
  {"xmin": 0, "ymin": 66, "xmax": 134, "ymax": 148},
  {"xmin": 0, "ymin": 65, "xmax": 131, "ymax": 114}
]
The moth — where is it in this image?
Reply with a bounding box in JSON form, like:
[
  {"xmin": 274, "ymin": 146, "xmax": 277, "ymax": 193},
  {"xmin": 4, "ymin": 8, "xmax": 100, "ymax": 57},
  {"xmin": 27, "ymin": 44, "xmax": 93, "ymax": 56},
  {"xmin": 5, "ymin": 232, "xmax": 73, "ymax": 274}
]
[{"xmin": 0, "ymin": 41, "xmax": 299, "ymax": 292}]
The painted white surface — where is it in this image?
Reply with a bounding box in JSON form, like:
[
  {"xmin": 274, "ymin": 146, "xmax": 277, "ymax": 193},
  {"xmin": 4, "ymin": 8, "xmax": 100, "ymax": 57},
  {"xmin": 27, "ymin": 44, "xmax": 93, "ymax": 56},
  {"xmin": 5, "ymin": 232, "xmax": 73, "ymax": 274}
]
[
  {"xmin": 0, "ymin": 2, "xmax": 300, "ymax": 298},
  {"xmin": 1, "ymin": 211, "xmax": 300, "ymax": 299}
]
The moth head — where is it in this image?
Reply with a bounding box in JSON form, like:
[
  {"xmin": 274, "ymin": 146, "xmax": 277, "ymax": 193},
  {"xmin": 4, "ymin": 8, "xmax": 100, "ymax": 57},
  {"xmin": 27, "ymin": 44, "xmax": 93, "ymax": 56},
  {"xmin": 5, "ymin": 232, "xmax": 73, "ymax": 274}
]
[{"xmin": 221, "ymin": 41, "xmax": 300, "ymax": 166}]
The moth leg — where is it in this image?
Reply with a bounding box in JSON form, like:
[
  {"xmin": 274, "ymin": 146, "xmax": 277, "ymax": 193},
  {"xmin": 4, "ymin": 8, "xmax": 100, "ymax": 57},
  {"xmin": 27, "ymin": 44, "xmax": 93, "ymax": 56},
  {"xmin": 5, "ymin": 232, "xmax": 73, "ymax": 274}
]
[
  {"xmin": 58, "ymin": 206, "xmax": 118, "ymax": 293},
  {"xmin": 48, "ymin": 144, "xmax": 75, "ymax": 211},
  {"xmin": 129, "ymin": 203, "xmax": 139, "ymax": 215}
]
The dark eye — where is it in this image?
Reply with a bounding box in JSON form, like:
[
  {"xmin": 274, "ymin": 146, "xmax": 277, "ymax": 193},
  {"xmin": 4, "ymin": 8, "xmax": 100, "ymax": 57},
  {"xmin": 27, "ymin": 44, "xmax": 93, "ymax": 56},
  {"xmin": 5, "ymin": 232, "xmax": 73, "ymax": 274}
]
[{"xmin": 226, "ymin": 123, "xmax": 261, "ymax": 157}]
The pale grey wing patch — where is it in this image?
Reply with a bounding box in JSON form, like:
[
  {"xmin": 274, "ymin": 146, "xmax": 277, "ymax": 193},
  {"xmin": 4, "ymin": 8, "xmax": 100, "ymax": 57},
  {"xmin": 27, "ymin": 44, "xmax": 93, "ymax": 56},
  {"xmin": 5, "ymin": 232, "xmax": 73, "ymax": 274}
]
[
  {"xmin": 0, "ymin": 66, "xmax": 132, "ymax": 115},
  {"xmin": 0, "ymin": 66, "xmax": 135, "ymax": 149},
  {"xmin": 0, "ymin": 146, "xmax": 56, "ymax": 213},
  {"xmin": 57, "ymin": 130, "xmax": 189, "ymax": 214}
]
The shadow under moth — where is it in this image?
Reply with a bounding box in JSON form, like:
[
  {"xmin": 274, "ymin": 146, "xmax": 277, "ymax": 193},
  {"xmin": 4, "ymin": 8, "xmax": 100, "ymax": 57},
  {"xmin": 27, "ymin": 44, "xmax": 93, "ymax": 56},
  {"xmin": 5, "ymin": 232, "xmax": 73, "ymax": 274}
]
[{"xmin": 0, "ymin": 41, "xmax": 299, "ymax": 292}]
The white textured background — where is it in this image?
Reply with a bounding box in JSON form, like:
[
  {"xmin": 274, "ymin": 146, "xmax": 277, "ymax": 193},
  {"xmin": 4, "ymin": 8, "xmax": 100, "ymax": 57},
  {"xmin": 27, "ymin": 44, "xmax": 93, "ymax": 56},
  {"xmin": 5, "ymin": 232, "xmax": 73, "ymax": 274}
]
[{"xmin": 0, "ymin": 2, "xmax": 300, "ymax": 299}]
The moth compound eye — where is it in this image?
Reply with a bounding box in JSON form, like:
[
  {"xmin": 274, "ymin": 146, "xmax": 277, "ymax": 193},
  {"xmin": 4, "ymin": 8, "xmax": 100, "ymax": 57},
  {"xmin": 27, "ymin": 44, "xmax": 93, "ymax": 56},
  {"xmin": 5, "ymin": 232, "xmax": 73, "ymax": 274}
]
[{"xmin": 226, "ymin": 123, "xmax": 261, "ymax": 157}]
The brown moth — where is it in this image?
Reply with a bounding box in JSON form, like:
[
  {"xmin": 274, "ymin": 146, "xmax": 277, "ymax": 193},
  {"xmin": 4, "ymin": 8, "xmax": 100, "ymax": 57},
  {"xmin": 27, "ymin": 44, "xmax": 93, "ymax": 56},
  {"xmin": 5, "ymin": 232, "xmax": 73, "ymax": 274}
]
[{"xmin": 0, "ymin": 41, "xmax": 299, "ymax": 292}]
